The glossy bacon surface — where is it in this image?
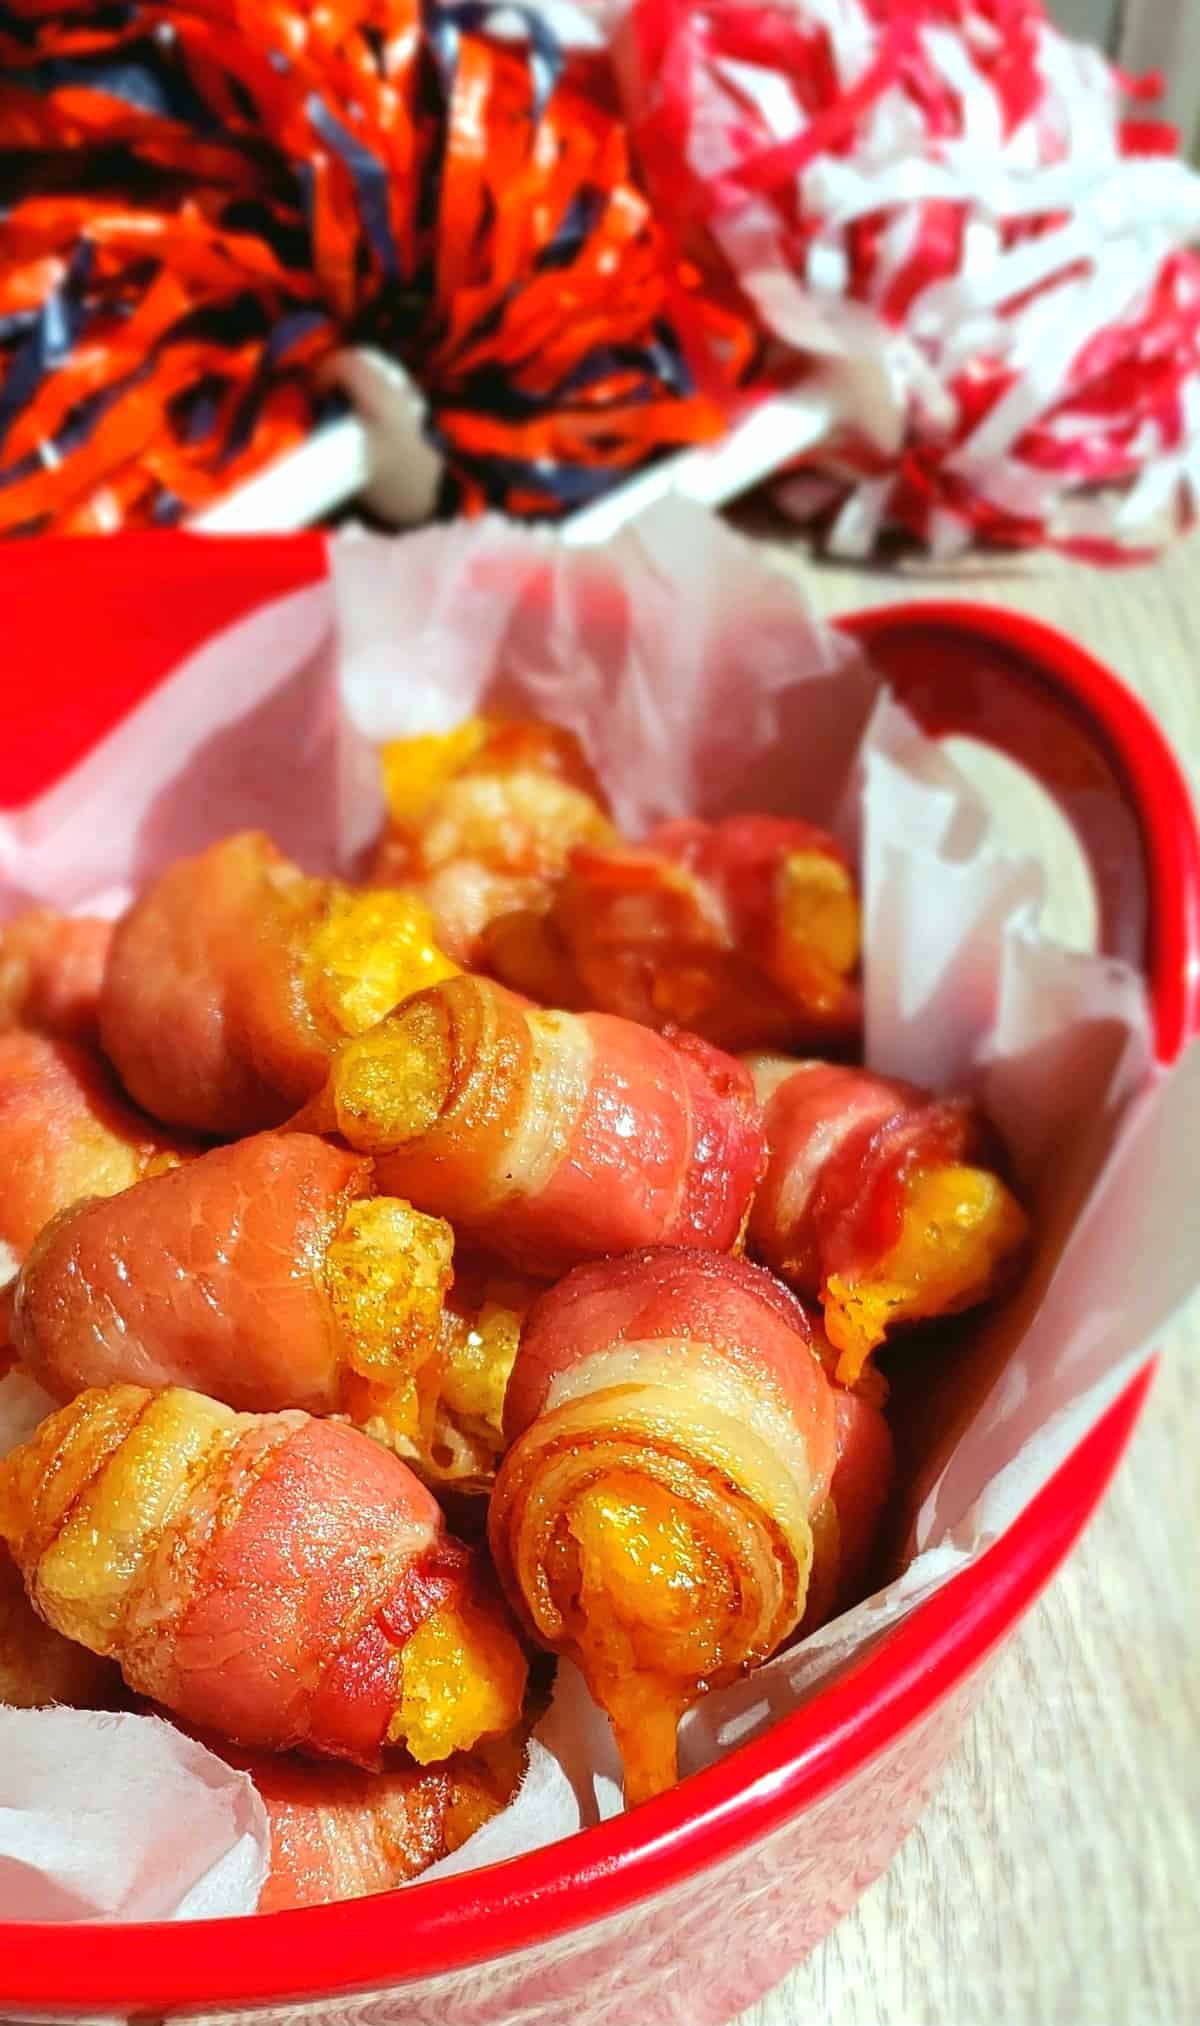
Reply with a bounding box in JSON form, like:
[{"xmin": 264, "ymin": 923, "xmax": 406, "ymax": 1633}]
[
  {"xmin": 0, "ymin": 911, "xmax": 113, "ymax": 1045},
  {"xmin": 254, "ymin": 1756, "xmax": 463, "ymax": 1910},
  {"xmin": 485, "ymin": 814, "xmax": 861, "ymax": 1052},
  {"xmin": 502, "ymin": 1246, "xmax": 833, "ymax": 1454},
  {"xmin": 0, "ymin": 1385, "xmax": 527, "ymax": 1767},
  {"xmin": 309, "ymin": 975, "xmax": 765, "ymax": 1276},
  {"xmin": 371, "ymin": 719, "xmax": 615, "ymax": 965},
  {"xmin": 100, "ymin": 832, "xmax": 457, "ymax": 1134},
  {"xmin": 216, "ymin": 1737, "xmax": 520, "ymax": 1911},
  {"xmin": 0, "ymin": 1031, "xmax": 185, "ymax": 1271},
  {"xmin": 490, "ymin": 1247, "xmax": 838, "ymax": 1803},
  {"xmin": 13, "ymin": 1133, "xmax": 451, "ymax": 1428},
  {"xmin": 747, "ymin": 1057, "xmax": 1029, "ymax": 1387}
]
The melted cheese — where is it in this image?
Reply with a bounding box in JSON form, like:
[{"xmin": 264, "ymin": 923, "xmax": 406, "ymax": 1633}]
[
  {"xmin": 824, "ymin": 1163, "xmax": 1028, "ymax": 1387},
  {"xmin": 439, "ymin": 1295, "xmax": 523, "ymax": 1447},
  {"xmin": 548, "ymin": 1471, "xmax": 735, "ymax": 1805}
]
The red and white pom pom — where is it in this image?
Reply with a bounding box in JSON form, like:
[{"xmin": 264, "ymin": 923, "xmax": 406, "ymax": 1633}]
[{"xmin": 609, "ymin": 0, "xmax": 1200, "ymax": 559}]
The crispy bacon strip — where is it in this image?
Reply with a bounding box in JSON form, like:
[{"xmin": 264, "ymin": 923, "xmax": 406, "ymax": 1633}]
[
  {"xmin": 370, "ymin": 719, "xmax": 616, "ymax": 965},
  {"xmin": 13, "ymin": 1133, "xmax": 535, "ymax": 1488},
  {"xmin": 0, "ymin": 1031, "xmax": 186, "ymax": 1276},
  {"xmin": 12, "ymin": 1132, "xmax": 450, "ymax": 1434},
  {"xmin": 253, "ymin": 1756, "xmax": 467, "ymax": 1909},
  {"xmin": 217, "ymin": 1734, "xmax": 523, "ymax": 1911},
  {"xmin": 485, "ymin": 814, "xmax": 861, "ymax": 1052},
  {"xmin": 0, "ymin": 911, "xmax": 113, "ymax": 1046},
  {"xmin": 301, "ymin": 975, "xmax": 765, "ymax": 1276},
  {"xmin": 99, "ymin": 831, "xmax": 458, "ymax": 1134},
  {"xmin": 489, "ymin": 1247, "xmax": 838, "ymax": 1803},
  {"xmin": 747, "ymin": 1058, "xmax": 1029, "ymax": 1387},
  {"xmin": 0, "ymin": 1385, "xmax": 527, "ymax": 1767}
]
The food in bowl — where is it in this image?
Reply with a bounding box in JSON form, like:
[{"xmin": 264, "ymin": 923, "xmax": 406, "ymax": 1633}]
[
  {"xmin": 485, "ymin": 814, "xmax": 862, "ymax": 1052},
  {"xmin": 0, "ymin": 712, "xmax": 1031, "ymax": 1901},
  {"xmin": 297, "ymin": 972, "xmax": 767, "ymax": 1274},
  {"xmin": 99, "ymin": 831, "xmax": 458, "ymax": 1134},
  {"xmin": 13, "ymin": 1127, "xmax": 529, "ymax": 1489},
  {"xmin": 0, "ymin": 1385, "xmax": 528, "ymax": 1765},
  {"xmin": 369, "ymin": 719, "xmax": 617, "ymax": 966},
  {"xmin": 0, "ymin": 1028, "xmax": 188, "ymax": 1270},
  {"xmin": 239, "ymin": 1730, "xmax": 525, "ymax": 1911},
  {"xmin": 746, "ymin": 1058, "xmax": 1028, "ymax": 1389},
  {"xmin": 0, "ymin": 909, "xmax": 114, "ymax": 1046},
  {"xmin": 489, "ymin": 1245, "xmax": 844, "ymax": 1804}
]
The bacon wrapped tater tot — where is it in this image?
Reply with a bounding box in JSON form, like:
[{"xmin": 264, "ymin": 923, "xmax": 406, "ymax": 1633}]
[
  {"xmin": 12, "ymin": 1133, "xmax": 453, "ymax": 1445},
  {"xmin": 13, "ymin": 1131, "xmax": 535, "ymax": 1488},
  {"xmin": 0, "ymin": 1031, "xmax": 186, "ymax": 1280},
  {"xmin": 0, "ymin": 1385, "xmax": 527, "ymax": 1768},
  {"xmin": 0, "ymin": 910, "xmax": 113, "ymax": 1045},
  {"xmin": 747, "ymin": 1058, "xmax": 1030, "ymax": 1389},
  {"xmin": 485, "ymin": 815, "xmax": 861, "ymax": 1052},
  {"xmin": 0, "ymin": 1545, "xmax": 118, "ymax": 1711},
  {"xmin": 219, "ymin": 1734, "xmax": 522, "ymax": 1911},
  {"xmin": 300, "ymin": 975, "xmax": 766, "ymax": 1276},
  {"xmin": 489, "ymin": 1247, "xmax": 838, "ymax": 1803},
  {"xmin": 99, "ymin": 831, "xmax": 458, "ymax": 1135},
  {"xmin": 253, "ymin": 1756, "xmax": 472, "ymax": 1910},
  {"xmin": 370, "ymin": 720, "xmax": 616, "ymax": 964}
]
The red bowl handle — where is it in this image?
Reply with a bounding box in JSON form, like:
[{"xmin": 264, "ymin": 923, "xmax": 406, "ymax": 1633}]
[{"xmin": 838, "ymin": 601, "xmax": 1200, "ymax": 1064}]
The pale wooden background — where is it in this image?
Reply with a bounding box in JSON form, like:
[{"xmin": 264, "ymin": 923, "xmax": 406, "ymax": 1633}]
[
  {"xmin": 733, "ymin": 528, "xmax": 1200, "ymax": 2026},
  {"xmin": 1050, "ymin": 4, "xmax": 1200, "ymax": 156}
]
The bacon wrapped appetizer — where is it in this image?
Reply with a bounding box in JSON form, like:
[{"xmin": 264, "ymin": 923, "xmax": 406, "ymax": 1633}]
[
  {"xmin": 0, "ymin": 1031, "xmax": 185, "ymax": 1279},
  {"xmin": 0, "ymin": 1385, "xmax": 527, "ymax": 1767},
  {"xmin": 0, "ymin": 1545, "xmax": 118, "ymax": 1711},
  {"xmin": 13, "ymin": 1132, "xmax": 449, "ymax": 1436},
  {"xmin": 485, "ymin": 815, "xmax": 861, "ymax": 1052},
  {"xmin": 13, "ymin": 1128, "xmax": 532, "ymax": 1485},
  {"xmin": 370, "ymin": 720, "xmax": 616, "ymax": 965},
  {"xmin": 301, "ymin": 975, "xmax": 765, "ymax": 1276},
  {"xmin": 747, "ymin": 1059, "xmax": 1029, "ymax": 1389},
  {"xmin": 100, "ymin": 831, "xmax": 458, "ymax": 1135},
  {"xmin": 489, "ymin": 1247, "xmax": 838, "ymax": 1803},
  {"xmin": 221, "ymin": 1732, "xmax": 523, "ymax": 1911},
  {"xmin": 0, "ymin": 910, "xmax": 113, "ymax": 1045}
]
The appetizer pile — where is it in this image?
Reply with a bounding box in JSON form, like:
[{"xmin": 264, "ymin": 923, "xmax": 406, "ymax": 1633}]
[{"xmin": 0, "ymin": 717, "xmax": 1029, "ymax": 1905}]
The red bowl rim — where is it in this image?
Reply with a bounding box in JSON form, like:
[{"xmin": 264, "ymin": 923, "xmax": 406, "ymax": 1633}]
[
  {"xmin": 841, "ymin": 599, "xmax": 1200, "ymax": 1061},
  {"xmin": 1, "ymin": 594, "xmax": 1194, "ymax": 2014}
]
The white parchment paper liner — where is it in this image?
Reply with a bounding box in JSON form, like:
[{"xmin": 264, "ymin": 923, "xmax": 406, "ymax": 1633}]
[{"xmin": 0, "ymin": 498, "xmax": 1196, "ymax": 1907}]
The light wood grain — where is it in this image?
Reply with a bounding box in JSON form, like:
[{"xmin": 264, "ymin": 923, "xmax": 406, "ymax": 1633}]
[{"xmin": 735, "ymin": 526, "xmax": 1200, "ymax": 2026}]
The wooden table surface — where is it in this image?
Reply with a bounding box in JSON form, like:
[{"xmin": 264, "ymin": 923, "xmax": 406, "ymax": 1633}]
[{"xmin": 734, "ymin": 526, "xmax": 1200, "ymax": 2026}]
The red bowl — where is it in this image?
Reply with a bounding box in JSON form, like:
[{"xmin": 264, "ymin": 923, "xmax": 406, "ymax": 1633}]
[{"xmin": 2, "ymin": 537, "xmax": 1197, "ymax": 2024}]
